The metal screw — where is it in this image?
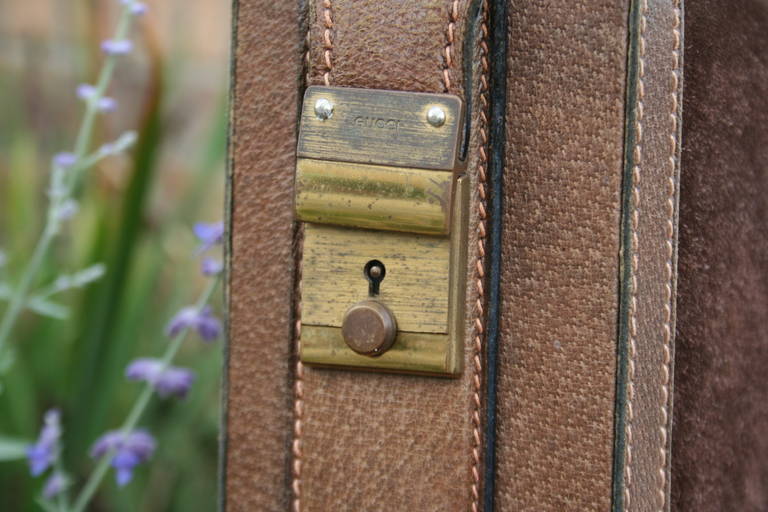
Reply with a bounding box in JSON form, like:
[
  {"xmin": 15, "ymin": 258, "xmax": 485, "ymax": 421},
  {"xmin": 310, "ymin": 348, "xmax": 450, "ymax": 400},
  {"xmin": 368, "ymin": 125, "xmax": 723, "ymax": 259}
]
[
  {"xmin": 314, "ymin": 98, "xmax": 334, "ymax": 120},
  {"xmin": 368, "ymin": 265, "xmax": 383, "ymax": 279},
  {"xmin": 426, "ymin": 106, "xmax": 446, "ymax": 127}
]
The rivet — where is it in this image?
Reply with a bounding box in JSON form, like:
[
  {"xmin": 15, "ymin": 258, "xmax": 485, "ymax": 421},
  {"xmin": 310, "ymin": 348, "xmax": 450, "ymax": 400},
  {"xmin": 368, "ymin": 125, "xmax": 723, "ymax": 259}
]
[
  {"xmin": 314, "ymin": 98, "xmax": 334, "ymax": 120},
  {"xmin": 426, "ymin": 106, "xmax": 446, "ymax": 127}
]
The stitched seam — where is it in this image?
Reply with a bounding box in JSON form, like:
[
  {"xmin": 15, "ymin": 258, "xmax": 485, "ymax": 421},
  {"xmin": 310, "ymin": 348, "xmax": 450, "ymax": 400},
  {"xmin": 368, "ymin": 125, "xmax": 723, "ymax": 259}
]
[
  {"xmin": 443, "ymin": 0, "xmax": 459, "ymax": 91},
  {"xmin": 624, "ymin": 1, "xmax": 647, "ymax": 510},
  {"xmin": 292, "ymin": 235, "xmax": 305, "ymax": 512},
  {"xmin": 322, "ymin": 0, "xmax": 335, "ymax": 86},
  {"xmin": 657, "ymin": 4, "xmax": 681, "ymax": 510},
  {"xmin": 292, "ymin": 15, "xmax": 314, "ymax": 509},
  {"xmin": 470, "ymin": 2, "xmax": 490, "ymax": 511}
]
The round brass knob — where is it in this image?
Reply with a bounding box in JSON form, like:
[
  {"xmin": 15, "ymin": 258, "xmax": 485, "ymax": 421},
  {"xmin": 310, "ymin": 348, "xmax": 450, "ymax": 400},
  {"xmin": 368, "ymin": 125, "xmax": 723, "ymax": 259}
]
[{"xmin": 341, "ymin": 300, "xmax": 397, "ymax": 356}]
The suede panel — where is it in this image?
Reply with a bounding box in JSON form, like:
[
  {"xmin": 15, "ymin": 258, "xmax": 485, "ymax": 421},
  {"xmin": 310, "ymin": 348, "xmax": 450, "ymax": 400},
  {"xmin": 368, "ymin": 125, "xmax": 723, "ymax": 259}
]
[{"xmin": 672, "ymin": 0, "xmax": 768, "ymax": 510}]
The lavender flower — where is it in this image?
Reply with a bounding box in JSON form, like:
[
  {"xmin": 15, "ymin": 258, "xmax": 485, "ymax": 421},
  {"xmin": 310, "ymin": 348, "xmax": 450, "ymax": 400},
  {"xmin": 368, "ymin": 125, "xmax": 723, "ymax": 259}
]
[
  {"xmin": 43, "ymin": 472, "xmax": 68, "ymax": 499},
  {"xmin": 101, "ymin": 39, "xmax": 133, "ymax": 56},
  {"xmin": 121, "ymin": 0, "xmax": 148, "ymax": 15},
  {"xmin": 125, "ymin": 358, "xmax": 195, "ymax": 398},
  {"xmin": 90, "ymin": 430, "xmax": 155, "ymax": 487},
  {"xmin": 77, "ymin": 84, "xmax": 117, "ymax": 112},
  {"xmin": 166, "ymin": 306, "xmax": 222, "ymax": 342},
  {"xmin": 27, "ymin": 409, "xmax": 61, "ymax": 476},
  {"xmin": 76, "ymin": 84, "xmax": 97, "ymax": 100},
  {"xmin": 55, "ymin": 199, "xmax": 79, "ymax": 221},
  {"xmin": 201, "ymin": 257, "xmax": 223, "ymax": 276},
  {"xmin": 98, "ymin": 97, "xmax": 118, "ymax": 112},
  {"xmin": 130, "ymin": 2, "xmax": 148, "ymax": 15},
  {"xmin": 193, "ymin": 222, "xmax": 224, "ymax": 252},
  {"xmin": 53, "ymin": 152, "xmax": 77, "ymax": 169}
]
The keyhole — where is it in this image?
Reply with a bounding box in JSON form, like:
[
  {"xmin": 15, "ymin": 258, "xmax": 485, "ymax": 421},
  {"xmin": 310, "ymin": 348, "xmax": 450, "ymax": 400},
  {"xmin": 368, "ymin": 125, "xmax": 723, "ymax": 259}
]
[{"xmin": 364, "ymin": 260, "xmax": 386, "ymax": 296}]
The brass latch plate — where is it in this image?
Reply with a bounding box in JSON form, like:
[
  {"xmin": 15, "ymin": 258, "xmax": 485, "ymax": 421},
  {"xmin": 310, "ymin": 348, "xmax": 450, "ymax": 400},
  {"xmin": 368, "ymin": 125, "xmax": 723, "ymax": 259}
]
[
  {"xmin": 297, "ymin": 86, "xmax": 464, "ymax": 170},
  {"xmin": 295, "ymin": 86, "xmax": 468, "ymax": 377}
]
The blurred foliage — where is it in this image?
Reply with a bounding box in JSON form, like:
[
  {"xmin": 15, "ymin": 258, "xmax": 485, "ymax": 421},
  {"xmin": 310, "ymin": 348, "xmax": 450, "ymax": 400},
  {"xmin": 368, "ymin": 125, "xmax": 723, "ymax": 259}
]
[{"xmin": 0, "ymin": 1, "xmax": 229, "ymax": 510}]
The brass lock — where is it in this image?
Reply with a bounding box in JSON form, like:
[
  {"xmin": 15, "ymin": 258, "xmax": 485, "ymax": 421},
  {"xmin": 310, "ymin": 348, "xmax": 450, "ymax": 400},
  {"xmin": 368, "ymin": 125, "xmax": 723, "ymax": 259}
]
[{"xmin": 295, "ymin": 86, "xmax": 468, "ymax": 376}]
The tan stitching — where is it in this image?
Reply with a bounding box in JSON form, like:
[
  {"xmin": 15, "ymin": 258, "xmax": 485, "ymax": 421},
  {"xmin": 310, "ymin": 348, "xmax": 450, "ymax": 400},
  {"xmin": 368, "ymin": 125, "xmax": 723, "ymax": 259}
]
[
  {"xmin": 470, "ymin": 2, "xmax": 490, "ymax": 511},
  {"xmin": 443, "ymin": 0, "xmax": 459, "ymax": 92},
  {"xmin": 322, "ymin": 0, "xmax": 335, "ymax": 86},
  {"xmin": 624, "ymin": 1, "xmax": 647, "ymax": 510},
  {"xmin": 292, "ymin": 17, "xmax": 314, "ymax": 509},
  {"xmin": 292, "ymin": 245, "xmax": 305, "ymax": 512},
  {"xmin": 657, "ymin": 4, "xmax": 681, "ymax": 510}
]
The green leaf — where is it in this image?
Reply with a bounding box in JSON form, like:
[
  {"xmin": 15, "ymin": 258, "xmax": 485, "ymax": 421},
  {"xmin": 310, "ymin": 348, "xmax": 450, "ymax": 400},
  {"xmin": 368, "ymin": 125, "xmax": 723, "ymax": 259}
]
[
  {"xmin": 35, "ymin": 497, "xmax": 58, "ymax": 512},
  {"xmin": 0, "ymin": 285, "xmax": 70, "ymax": 319},
  {"xmin": 0, "ymin": 435, "xmax": 30, "ymax": 461},
  {"xmin": 0, "ymin": 347, "xmax": 15, "ymax": 374},
  {"xmin": 26, "ymin": 298, "xmax": 69, "ymax": 320}
]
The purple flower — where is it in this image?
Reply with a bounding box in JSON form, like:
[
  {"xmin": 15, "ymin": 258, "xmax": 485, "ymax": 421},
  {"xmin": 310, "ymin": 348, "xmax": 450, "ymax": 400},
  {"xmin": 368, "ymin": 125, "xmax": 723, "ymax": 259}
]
[
  {"xmin": 121, "ymin": 0, "xmax": 148, "ymax": 15},
  {"xmin": 131, "ymin": 3, "xmax": 148, "ymax": 15},
  {"xmin": 98, "ymin": 97, "xmax": 117, "ymax": 112},
  {"xmin": 76, "ymin": 84, "xmax": 97, "ymax": 100},
  {"xmin": 193, "ymin": 222, "xmax": 224, "ymax": 252},
  {"xmin": 56, "ymin": 199, "xmax": 79, "ymax": 221},
  {"xmin": 43, "ymin": 472, "xmax": 68, "ymax": 499},
  {"xmin": 166, "ymin": 306, "xmax": 222, "ymax": 342},
  {"xmin": 125, "ymin": 358, "xmax": 196, "ymax": 398},
  {"xmin": 77, "ymin": 84, "xmax": 116, "ymax": 112},
  {"xmin": 90, "ymin": 430, "xmax": 155, "ymax": 487},
  {"xmin": 154, "ymin": 367, "xmax": 195, "ymax": 398},
  {"xmin": 101, "ymin": 39, "xmax": 133, "ymax": 55},
  {"xmin": 53, "ymin": 152, "xmax": 77, "ymax": 168},
  {"xmin": 201, "ymin": 257, "xmax": 223, "ymax": 276},
  {"xmin": 27, "ymin": 409, "xmax": 61, "ymax": 477}
]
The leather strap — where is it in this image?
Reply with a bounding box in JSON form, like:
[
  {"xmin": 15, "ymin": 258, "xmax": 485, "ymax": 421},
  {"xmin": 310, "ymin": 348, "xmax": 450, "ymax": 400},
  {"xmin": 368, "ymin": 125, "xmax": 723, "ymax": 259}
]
[
  {"xmin": 496, "ymin": 1, "xmax": 631, "ymax": 509},
  {"xmin": 224, "ymin": 1, "xmax": 304, "ymax": 510},
  {"xmin": 613, "ymin": 1, "xmax": 683, "ymax": 510},
  {"xmin": 293, "ymin": 1, "xmax": 492, "ymax": 510}
]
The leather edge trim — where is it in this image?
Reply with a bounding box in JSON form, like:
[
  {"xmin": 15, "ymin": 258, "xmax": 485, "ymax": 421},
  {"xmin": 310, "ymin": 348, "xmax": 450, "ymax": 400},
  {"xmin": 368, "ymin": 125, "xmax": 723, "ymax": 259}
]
[
  {"xmin": 481, "ymin": 0, "xmax": 508, "ymax": 509},
  {"xmin": 219, "ymin": 0, "xmax": 239, "ymax": 506},
  {"xmin": 612, "ymin": 1, "xmax": 684, "ymax": 510}
]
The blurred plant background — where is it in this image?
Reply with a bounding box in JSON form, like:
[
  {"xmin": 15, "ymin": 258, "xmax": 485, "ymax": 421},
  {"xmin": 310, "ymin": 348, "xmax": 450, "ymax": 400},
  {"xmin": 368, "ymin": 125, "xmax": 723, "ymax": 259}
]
[{"xmin": 0, "ymin": 1, "xmax": 230, "ymax": 510}]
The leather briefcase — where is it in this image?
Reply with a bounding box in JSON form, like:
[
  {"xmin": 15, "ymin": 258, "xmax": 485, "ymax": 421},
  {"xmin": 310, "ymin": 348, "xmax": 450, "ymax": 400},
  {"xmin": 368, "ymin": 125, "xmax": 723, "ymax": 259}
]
[{"xmin": 224, "ymin": 1, "xmax": 768, "ymax": 510}]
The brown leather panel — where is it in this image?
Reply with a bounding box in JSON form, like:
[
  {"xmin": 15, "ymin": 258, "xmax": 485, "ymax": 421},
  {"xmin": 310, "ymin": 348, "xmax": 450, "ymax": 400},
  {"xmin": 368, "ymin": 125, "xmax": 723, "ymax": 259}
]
[
  {"xmin": 495, "ymin": 2, "xmax": 629, "ymax": 510},
  {"xmin": 224, "ymin": 1, "xmax": 303, "ymax": 510},
  {"xmin": 307, "ymin": 0, "xmax": 468, "ymax": 94},
  {"xmin": 295, "ymin": 1, "xmax": 488, "ymax": 510},
  {"xmin": 621, "ymin": 1, "xmax": 683, "ymax": 510},
  {"xmin": 671, "ymin": 0, "xmax": 768, "ymax": 510}
]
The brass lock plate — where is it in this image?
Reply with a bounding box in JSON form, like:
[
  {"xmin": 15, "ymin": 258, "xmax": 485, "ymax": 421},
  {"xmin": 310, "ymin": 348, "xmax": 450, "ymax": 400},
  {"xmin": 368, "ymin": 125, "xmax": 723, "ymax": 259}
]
[{"xmin": 295, "ymin": 86, "xmax": 468, "ymax": 376}]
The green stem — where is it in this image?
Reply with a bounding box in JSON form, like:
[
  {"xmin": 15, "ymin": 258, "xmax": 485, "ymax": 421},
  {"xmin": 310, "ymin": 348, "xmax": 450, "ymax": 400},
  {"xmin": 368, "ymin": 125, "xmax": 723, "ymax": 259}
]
[
  {"xmin": 0, "ymin": 4, "xmax": 136, "ymax": 372},
  {"xmin": 71, "ymin": 277, "xmax": 220, "ymax": 512},
  {"xmin": 72, "ymin": 8, "xmax": 134, "ymax": 161},
  {"xmin": 0, "ymin": 227, "xmax": 54, "ymax": 364}
]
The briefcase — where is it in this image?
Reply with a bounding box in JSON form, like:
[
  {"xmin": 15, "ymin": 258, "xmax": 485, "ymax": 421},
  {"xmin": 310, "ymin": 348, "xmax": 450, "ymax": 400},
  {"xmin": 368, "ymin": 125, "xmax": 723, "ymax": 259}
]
[{"xmin": 224, "ymin": 1, "xmax": 768, "ymax": 510}]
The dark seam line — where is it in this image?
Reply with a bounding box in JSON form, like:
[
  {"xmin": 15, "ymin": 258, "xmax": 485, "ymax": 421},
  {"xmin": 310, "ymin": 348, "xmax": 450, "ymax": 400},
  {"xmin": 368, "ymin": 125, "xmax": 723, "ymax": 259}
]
[
  {"xmin": 218, "ymin": 0, "xmax": 241, "ymax": 508},
  {"xmin": 482, "ymin": 0, "xmax": 508, "ymax": 509},
  {"xmin": 611, "ymin": 0, "xmax": 643, "ymax": 510},
  {"xmin": 460, "ymin": 0, "xmax": 482, "ymax": 161}
]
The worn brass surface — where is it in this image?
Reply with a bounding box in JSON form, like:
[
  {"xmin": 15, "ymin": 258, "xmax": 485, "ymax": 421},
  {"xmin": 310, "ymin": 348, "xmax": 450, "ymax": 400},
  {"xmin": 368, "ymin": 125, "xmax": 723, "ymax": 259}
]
[
  {"xmin": 297, "ymin": 86, "xmax": 465, "ymax": 171},
  {"xmin": 299, "ymin": 176, "xmax": 469, "ymax": 376},
  {"xmin": 295, "ymin": 158, "xmax": 453, "ymax": 235},
  {"xmin": 301, "ymin": 224, "xmax": 450, "ymax": 333},
  {"xmin": 301, "ymin": 326, "xmax": 458, "ymax": 376}
]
